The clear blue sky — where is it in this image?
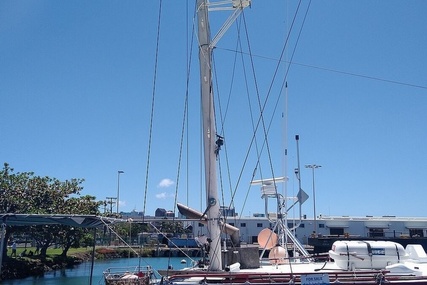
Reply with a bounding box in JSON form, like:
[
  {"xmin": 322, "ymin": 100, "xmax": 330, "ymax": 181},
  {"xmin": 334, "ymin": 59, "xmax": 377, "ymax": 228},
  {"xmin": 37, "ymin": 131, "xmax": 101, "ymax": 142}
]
[{"xmin": 1, "ymin": 1, "xmax": 426, "ymax": 218}]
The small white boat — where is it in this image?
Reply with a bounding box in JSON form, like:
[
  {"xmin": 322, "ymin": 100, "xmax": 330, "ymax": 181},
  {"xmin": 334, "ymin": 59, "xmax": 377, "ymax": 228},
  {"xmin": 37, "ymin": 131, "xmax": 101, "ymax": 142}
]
[{"xmin": 103, "ymin": 266, "xmax": 156, "ymax": 285}]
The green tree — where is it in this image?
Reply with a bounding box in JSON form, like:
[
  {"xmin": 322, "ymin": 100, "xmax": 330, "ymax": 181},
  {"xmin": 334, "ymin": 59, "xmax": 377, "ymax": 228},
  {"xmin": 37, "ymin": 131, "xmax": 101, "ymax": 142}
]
[
  {"xmin": 29, "ymin": 225, "xmax": 57, "ymax": 260},
  {"xmin": 160, "ymin": 220, "xmax": 185, "ymax": 234},
  {"xmin": 58, "ymin": 195, "xmax": 102, "ymax": 257},
  {"xmin": 0, "ymin": 163, "xmax": 38, "ymax": 258},
  {"xmin": 27, "ymin": 176, "xmax": 85, "ymax": 260},
  {"xmin": 0, "ymin": 163, "xmax": 93, "ymax": 260}
]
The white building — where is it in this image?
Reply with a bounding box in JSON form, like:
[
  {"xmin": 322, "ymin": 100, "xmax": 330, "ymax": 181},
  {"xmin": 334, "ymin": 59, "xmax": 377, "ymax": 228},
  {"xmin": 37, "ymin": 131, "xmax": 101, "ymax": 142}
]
[{"xmin": 183, "ymin": 214, "xmax": 427, "ymax": 249}]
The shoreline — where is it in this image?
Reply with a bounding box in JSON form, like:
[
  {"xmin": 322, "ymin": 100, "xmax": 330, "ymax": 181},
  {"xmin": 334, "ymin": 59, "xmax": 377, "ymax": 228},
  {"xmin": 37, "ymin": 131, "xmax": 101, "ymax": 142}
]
[{"xmin": 1, "ymin": 247, "xmax": 145, "ymax": 281}]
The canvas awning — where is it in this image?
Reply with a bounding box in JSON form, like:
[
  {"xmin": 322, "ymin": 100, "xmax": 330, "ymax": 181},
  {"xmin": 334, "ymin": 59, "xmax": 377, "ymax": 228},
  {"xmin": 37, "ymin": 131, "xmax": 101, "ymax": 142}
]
[
  {"xmin": 0, "ymin": 213, "xmax": 123, "ymax": 228},
  {"xmin": 365, "ymin": 224, "xmax": 389, "ymax": 229},
  {"xmin": 0, "ymin": 213, "xmax": 125, "ymax": 284}
]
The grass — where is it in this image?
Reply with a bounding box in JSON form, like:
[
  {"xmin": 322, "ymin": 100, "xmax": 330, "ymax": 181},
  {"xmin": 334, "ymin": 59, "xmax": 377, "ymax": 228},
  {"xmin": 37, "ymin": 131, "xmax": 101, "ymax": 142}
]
[
  {"xmin": 10, "ymin": 245, "xmax": 155, "ymax": 260},
  {"xmin": 10, "ymin": 246, "xmax": 90, "ymax": 257}
]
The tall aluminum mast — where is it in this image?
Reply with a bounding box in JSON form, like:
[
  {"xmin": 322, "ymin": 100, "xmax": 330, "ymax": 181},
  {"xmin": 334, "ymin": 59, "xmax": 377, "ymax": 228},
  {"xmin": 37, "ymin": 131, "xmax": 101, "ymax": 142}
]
[
  {"xmin": 196, "ymin": 0, "xmax": 222, "ymax": 271},
  {"xmin": 196, "ymin": 0, "xmax": 250, "ymax": 271}
]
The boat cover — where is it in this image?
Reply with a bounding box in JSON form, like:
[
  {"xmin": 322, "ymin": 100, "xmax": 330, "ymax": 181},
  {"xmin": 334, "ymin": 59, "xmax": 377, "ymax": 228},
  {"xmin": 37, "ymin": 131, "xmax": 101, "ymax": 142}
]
[{"xmin": 0, "ymin": 213, "xmax": 122, "ymax": 228}]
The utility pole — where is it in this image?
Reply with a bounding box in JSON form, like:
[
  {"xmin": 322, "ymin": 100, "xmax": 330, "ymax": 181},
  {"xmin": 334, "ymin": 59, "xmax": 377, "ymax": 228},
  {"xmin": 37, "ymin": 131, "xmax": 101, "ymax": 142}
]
[{"xmin": 106, "ymin": 197, "xmax": 116, "ymax": 214}]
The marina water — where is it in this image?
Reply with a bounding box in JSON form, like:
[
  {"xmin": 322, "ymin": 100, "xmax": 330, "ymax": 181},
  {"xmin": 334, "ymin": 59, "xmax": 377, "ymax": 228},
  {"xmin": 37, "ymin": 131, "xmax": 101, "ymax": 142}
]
[{"xmin": 2, "ymin": 257, "xmax": 191, "ymax": 285}]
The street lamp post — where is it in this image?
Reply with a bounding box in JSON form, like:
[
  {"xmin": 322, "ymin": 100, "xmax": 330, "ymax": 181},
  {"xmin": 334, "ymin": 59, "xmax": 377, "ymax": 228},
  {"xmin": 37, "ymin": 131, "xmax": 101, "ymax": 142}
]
[
  {"xmin": 305, "ymin": 164, "xmax": 321, "ymax": 234},
  {"xmin": 117, "ymin": 170, "xmax": 124, "ymax": 214}
]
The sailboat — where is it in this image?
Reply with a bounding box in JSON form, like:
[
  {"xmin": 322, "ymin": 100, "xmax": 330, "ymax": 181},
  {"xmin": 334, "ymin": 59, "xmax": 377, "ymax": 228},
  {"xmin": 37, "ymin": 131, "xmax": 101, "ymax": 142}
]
[{"xmin": 156, "ymin": 1, "xmax": 427, "ymax": 285}]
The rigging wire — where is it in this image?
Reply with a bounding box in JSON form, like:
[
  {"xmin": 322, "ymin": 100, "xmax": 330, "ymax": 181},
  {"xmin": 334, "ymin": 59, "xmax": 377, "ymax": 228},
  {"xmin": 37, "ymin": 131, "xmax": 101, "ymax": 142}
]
[
  {"xmin": 162, "ymin": 1, "xmax": 199, "ymax": 271},
  {"xmin": 228, "ymin": 1, "xmax": 307, "ymax": 220},
  {"xmin": 216, "ymin": 48, "xmax": 427, "ymax": 91},
  {"xmin": 186, "ymin": 0, "xmax": 190, "ymax": 210},
  {"xmin": 239, "ymin": 3, "xmax": 297, "ymax": 242},
  {"xmin": 211, "ymin": 2, "xmax": 253, "ymax": 247},
  {"xmin": 143, "ymin": 0, "xmax": 163, "ymax": 220},
  {"xmin": 261, "ymin": 0, "xmax": 310, "ymax": 136},
  {"xmin": 213, "ymin": 0, "xmax": 425, "ymax": 230},
  {"xmin": 100, "ymin": 219, "xmax": 161, "ymax": 273},
  {"xmin": 260, "ymin": 0, "xmax": 312, "ymax": 149},
  {"xmin": 290, "ymin": 61, "xmax": 427, "ymax": 90},
  {"xmin": 172, "ymin": 0, "xmax": 197, "ymax": 223},
  {"xmin": 211, "ymin": 23, "xmax": 242, "ymax": 225},
  {"xmin": 202, "ymin": 1, "xmax": 308, "ymax": 235},
  {"xmin": 253, "ymin": 2, "xmax": 312, "ymax": 250},
  {"xmin": 229, "ymin": 14, "xmax": 265, "ymax": 223},
  {"xmin": 208, "ymin": 2, "xmax": 263, "ymax": 232},
  {"xmin": 211, "ymin": 54, "xmax": 227, "ymax": 218}
]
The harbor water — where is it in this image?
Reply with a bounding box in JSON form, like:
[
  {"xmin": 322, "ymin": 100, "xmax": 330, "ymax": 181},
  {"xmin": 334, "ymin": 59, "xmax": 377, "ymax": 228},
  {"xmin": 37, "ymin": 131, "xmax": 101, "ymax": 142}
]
[{"xmin": 1, "ymin": 257, "xmax": 192, "ymax": 285}]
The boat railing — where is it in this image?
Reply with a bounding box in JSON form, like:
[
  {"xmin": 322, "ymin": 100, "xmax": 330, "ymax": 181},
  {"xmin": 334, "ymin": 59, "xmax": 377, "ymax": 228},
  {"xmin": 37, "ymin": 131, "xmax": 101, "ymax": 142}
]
[
  {"xmin": 164, "ymin": 269, "xmax": 426, "ymax": 285},
  {"xmin": 103, "ymin": 265, "xmax": 154, "ymax": 285}
]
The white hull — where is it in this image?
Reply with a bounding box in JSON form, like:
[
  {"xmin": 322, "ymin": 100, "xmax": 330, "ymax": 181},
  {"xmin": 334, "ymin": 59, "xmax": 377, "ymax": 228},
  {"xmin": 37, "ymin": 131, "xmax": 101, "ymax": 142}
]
[{"xmin": 162, "ymin": 241, "xmax": 427, "ymax": 285}]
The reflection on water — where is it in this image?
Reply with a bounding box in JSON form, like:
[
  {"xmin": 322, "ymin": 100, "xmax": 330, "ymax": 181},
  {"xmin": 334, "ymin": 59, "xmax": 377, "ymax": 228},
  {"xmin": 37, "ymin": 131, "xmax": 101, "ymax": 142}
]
[{"xmin": 1, "ymin": 257, "xmax": 192, "ymax": 285}]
